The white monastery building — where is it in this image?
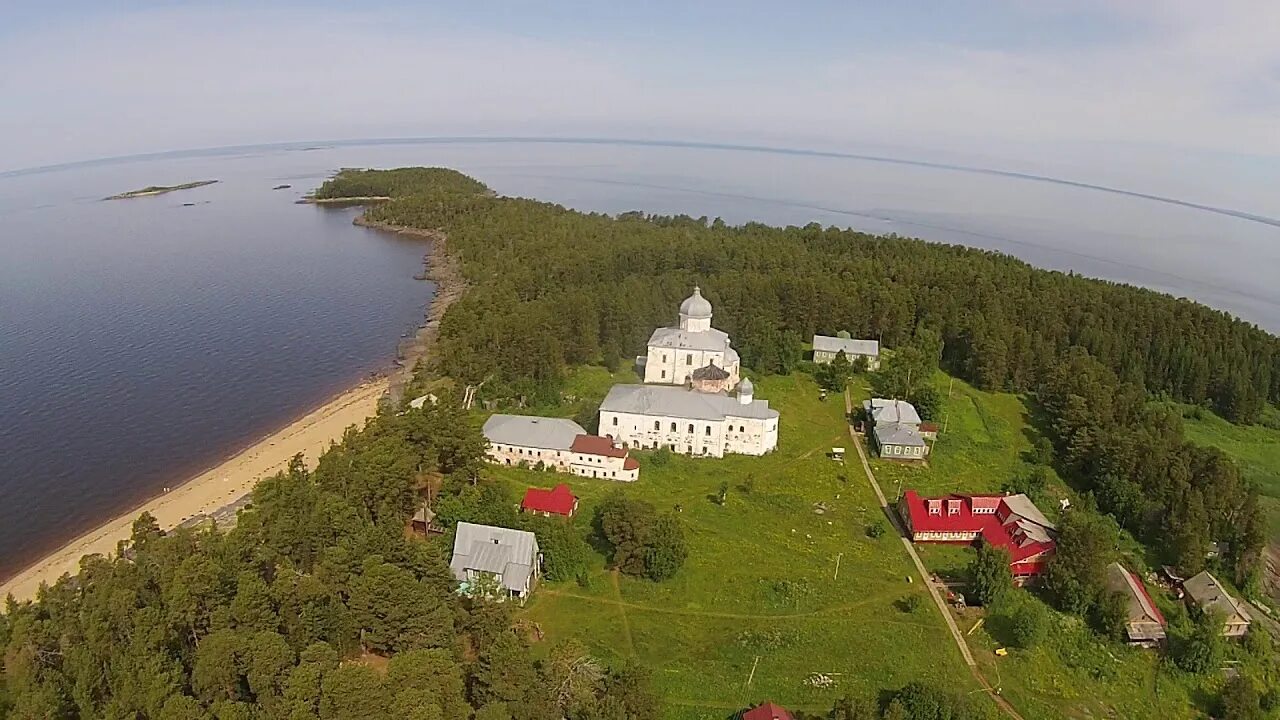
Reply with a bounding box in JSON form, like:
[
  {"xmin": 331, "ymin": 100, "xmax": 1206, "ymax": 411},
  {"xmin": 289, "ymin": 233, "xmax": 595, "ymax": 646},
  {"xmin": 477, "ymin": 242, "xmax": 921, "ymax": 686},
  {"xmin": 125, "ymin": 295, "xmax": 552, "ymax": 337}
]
[
  {"xmin": 482, "ymin": 414, "xmax": 639, "ymax": 481},
  {"xmin": 812, "ymin": 334, "xmax": 880, "ymax": 370},
  {"xmin": 599, "ymin": 378, "xmax": 778, "ymax": 457},
  {"xmin": 641, "ymin": 286, "xmax": 741, "ymax": 390}
]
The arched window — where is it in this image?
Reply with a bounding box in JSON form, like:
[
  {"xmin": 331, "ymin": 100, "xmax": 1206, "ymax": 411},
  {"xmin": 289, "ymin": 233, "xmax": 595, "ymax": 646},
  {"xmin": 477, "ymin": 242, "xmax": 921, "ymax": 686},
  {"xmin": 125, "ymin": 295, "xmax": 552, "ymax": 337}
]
[
  {"xmin": 654, "ymin": 420, "xmax": 660, "ymax": 431},
  {"xmin": 612, "ymin": 416, "xmax": 618, "ymax": 426},
  {"xmin": 705, "ymin": 426, "xmax": 712, "ymax": 436},
  {"xmin": 687, "ymin": 424, "xmax": 694, "ymax": 433}
]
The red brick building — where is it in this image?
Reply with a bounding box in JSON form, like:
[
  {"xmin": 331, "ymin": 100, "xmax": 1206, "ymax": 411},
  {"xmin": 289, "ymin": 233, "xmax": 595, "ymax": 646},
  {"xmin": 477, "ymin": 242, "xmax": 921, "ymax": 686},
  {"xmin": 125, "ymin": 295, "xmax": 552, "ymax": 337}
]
[{"xmin": 898, "ymin": 490, "xmax": 1056, "ymax": 581}]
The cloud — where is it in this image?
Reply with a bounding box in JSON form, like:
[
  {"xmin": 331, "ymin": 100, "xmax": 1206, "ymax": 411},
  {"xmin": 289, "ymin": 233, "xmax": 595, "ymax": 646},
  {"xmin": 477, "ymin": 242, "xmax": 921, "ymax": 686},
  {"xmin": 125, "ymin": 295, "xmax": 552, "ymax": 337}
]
[{"xmin": 0, "ymin": 2, "xmax": 1276, "ymax": 209}]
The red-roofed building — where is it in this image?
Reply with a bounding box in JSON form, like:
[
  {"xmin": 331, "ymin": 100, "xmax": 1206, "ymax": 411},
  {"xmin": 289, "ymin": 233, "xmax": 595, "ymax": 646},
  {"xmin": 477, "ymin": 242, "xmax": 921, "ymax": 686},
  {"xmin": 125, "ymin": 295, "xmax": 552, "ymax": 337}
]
[
  {"xmin": 569, "ymin": 434, "xmax": 640, "ymax": 481},
  {"xmin": 521, "ymin": 483, "xmax": 580, "ymax": 518},
  {"xmin": 742, "ymin": 701, "xmax": 794, "ymax": 720},
  {"xmin": 898, "ymin": 490, "xmax": 1057, "ymax": 583}
]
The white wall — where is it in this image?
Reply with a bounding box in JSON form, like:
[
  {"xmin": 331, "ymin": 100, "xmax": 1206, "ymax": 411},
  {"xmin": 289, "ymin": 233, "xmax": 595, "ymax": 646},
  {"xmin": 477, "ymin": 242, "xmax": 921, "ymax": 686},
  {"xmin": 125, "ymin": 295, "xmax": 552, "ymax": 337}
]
[{"xmin": 600, "ymin": 410, "xmax": 776, "ymax": 457}]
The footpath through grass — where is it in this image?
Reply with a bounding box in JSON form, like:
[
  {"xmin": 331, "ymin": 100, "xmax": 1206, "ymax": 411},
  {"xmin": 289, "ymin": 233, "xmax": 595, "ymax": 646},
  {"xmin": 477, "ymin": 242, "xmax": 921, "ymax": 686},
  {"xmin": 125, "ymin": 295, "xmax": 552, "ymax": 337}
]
[{"xmin": 492, "ymin": 371, "xmax": 976, "ymax": 718}]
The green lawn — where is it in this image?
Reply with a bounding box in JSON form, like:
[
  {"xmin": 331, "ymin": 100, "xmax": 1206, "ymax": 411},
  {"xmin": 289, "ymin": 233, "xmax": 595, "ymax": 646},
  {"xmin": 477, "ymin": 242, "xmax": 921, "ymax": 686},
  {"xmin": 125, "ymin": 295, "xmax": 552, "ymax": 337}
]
[
  {"xmin": 485, "ymin": 369, "xmax": 1234, "ymax": 719},
  {"xmin": 852, "ymin": 372, "xmax": 1071, "ymax": 503},
  {"xmin": 490, "ymin": 372, "xmax": 978, "ymax": 719},
  {"xmin": 1178, "ymin": 403, "xmax": 1280, "ymax": 541}
]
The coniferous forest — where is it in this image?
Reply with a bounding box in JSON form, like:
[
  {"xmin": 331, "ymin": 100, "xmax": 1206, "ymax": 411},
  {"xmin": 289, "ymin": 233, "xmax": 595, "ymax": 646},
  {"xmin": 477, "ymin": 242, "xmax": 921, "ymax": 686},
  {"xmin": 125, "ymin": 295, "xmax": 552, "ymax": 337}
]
[
  {"xmin": 3, "ymin": 168, "xmax": 1278, "ymax": 719},
  {"xmin": 356, "ymin": 168, "xmax": 1274, "ymax": 582}
]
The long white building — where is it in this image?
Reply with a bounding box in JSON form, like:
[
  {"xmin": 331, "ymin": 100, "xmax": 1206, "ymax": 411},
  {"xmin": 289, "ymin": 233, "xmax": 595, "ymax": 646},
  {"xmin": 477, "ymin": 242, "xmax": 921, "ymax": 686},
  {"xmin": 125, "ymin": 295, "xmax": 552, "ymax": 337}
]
[
  {"xmin": 641, "ymin": 286, "xmax": 741, "ymax": 390},
  {"xmin": 598, "ymin": 379, "xmax": 778, "ymax": 457}
]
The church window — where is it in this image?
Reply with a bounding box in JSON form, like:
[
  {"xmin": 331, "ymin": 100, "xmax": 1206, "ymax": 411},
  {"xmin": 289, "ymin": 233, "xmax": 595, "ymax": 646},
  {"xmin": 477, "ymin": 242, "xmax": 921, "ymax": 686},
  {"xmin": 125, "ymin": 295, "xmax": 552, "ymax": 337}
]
[
  {"xmin": 739, "ymin": 425, "xmax": 745, "ymax": 432},
  {"xmin": 661, "ymin": 370, "xmax": 666, "ymax": 379},
  {"xmin": 687, "ymin": 424, "xmax": 694, "ymax": 433},
  {"xmin": 654, "ymin": 421, "xmax": 660, "ymax": 431},
  {"xmin": 671, "ymin": 422, "xmax": 678, "ymax": 431},
  {"xmin": 705, "ymin": 426, "xmax": 711, "ymax": 436},
  {"xmin": 612, "ymin": 417, "xmax": 618, "ymax": 426},
  {"xmin": 686, "ymin": 353, "xmax": 693, "ymax": 365}
]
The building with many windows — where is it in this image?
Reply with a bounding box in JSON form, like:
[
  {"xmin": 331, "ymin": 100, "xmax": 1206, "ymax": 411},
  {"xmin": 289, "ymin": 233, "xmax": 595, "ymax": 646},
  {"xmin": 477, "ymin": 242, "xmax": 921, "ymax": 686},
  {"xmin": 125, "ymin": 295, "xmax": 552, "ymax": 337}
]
[
  {"xmin": 640, "ymin": 286, "xmax": 741, "ymax": 388},
  {"xmin": 598, "ymin": 379, "xmax": 778, "ymax": 457},
  {"xmin": 482, "ymin": 414, "xmax": 639, "ymax": 481},
  {"xmin": 898, "ymin": 491, "xmax": 1057, "ymax": 582}
]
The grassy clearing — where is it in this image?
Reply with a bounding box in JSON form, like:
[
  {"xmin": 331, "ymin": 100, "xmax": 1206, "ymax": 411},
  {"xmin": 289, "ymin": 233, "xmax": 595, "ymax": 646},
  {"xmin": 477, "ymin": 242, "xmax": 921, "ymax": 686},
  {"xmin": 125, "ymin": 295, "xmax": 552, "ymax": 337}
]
[
  {"xmin": 490, "ymin": 372, "xmax": 976, "ymax": 718},
  {"xmin": 1177, "ymin": 403, "xmax": 1280, "ymax": 541},
  {"xmin": 851, "ymin": 372, "xmax": 1070, "ymax": 503},
  {"xmin": 488, "ymin": 369, "xmax": 1235, "ymax": 719}
]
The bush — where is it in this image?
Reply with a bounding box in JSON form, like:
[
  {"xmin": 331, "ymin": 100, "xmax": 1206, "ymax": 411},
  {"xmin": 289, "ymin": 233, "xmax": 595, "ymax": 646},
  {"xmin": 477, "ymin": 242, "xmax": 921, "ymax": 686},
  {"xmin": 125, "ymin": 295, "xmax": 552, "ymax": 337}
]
[
  {"xmin": 596, "ymin": 492, "xmax": 687, "ymax": 581},
  {"xmin": 897, "ymin": 595, "xmax": 922, "ymax": 613},
  {"xmin": 649, "ymin": 447, "xmax": 671, "ymax": 466},
  {"xmin": 866, "ymin": 522, "xmax": 885, "ymax": 539},
  {"xmin": 1006, "ymin": 600, "xmax": 1048, "ymax": 649}
]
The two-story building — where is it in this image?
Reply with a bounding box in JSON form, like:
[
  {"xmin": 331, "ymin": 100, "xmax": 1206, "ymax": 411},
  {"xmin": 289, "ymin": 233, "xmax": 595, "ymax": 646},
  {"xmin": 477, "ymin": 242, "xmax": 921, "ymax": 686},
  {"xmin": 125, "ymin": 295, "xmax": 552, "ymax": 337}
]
[
  {"xmin": 483, "ymin": 414, "xmax": 640, "ymax": 481},
  {"xmin": 898, "ymin": 490, "xmax": 1057, "ymax": 582},
  {"xmin": 640, "ymin": 287, "xmax": 741, "ymax": 388},
  {"xmin": 812, "ymin": 334, "xmax": 880, "ymax": 369},
  {"xmin": 598, "ymin": 379, "xmax": 778, "ymax": 457}
]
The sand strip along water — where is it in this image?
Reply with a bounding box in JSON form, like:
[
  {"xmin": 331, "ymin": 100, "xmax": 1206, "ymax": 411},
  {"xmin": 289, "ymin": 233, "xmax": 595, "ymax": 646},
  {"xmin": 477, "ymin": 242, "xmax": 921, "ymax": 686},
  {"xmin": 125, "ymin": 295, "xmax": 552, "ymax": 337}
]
[{"xmin": 0, "ymin": 378, "xmax": 388, "ymax": 604}]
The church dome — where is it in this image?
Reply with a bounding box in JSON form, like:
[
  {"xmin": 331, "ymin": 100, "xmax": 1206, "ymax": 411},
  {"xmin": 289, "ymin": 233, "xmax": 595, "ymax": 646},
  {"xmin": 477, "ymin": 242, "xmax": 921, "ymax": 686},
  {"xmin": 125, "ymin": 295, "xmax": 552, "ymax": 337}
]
[
  {"xmin": 679, "ymin": 286, "xmax": 712, "ymax": 319},
  {"xmin": 738, "ymin": 377, "xmax": 754, "ymax": 396}
]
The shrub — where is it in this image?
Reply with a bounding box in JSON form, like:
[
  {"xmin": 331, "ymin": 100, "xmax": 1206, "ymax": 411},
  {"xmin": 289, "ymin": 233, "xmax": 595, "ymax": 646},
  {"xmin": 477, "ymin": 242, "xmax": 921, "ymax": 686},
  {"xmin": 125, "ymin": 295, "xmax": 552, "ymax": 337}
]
[{"xmin": 866, "ymin": 522, "xmax": 885, "ymax": 539}]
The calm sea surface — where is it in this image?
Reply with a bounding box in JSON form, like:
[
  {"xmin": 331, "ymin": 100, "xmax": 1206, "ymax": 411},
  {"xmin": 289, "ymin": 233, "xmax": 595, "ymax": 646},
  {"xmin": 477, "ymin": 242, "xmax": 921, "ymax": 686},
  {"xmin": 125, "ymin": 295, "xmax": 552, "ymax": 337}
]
[{"xmin": 2, "ymin": 139, "xmax": 1278, "ymax": 580}]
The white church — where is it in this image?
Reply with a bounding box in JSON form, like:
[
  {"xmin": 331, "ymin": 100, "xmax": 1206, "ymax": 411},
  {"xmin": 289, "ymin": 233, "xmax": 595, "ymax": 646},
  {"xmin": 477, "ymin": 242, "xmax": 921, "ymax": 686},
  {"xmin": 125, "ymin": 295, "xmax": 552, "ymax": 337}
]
[
  {"xmin": 608, "ymin": 287, "xmax": 778, "ymax": 457},
  {"xmin": 640, "ymin": 286, "xmax": 741, "ymax": 392}
]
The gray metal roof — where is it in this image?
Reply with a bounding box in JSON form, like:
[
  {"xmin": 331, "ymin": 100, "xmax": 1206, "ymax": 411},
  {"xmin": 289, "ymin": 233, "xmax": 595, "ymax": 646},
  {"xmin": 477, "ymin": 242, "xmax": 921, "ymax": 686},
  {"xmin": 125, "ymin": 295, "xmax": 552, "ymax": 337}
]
[
  {"xmin": 450, "ymin": 522, "xmax": 539, "ymax": 593},
  {"xmin": 813, "ymin": 335, "xmax": 880, "ymax": 357},
  {"xmin": 600, "ymin": 384, "xmax": 778, "ymax": 421},
  {"xmin": 873, "ymin": 422, "xmax": 926, "ymax": 447},
  {"xmin": 679, "ymin": 286, "xmax": 713, "ymax": 318},
  {"xmin": 1183, "ymin": 571, "xmax": 1252, "ymax": 624},
  {"xmin": 1002, "ymin": 493, "xmax": 1056, "ymax": 531},
  {"xmin": 864, "ymin": 399, "xmax": 922, "ymax": 426},
  {"xmin": 648, "ymin": 326, "xmax": 732, "ymax": 352},
  {"xmin": 482, "ymin": 414, "xmax": 585, "ymax": 451}
]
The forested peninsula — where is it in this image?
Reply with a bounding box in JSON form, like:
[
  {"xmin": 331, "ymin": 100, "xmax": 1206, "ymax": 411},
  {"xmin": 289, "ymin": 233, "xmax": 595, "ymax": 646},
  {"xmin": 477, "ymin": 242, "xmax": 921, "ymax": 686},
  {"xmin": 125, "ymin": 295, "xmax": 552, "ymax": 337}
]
[
  {"xmin": 104, "ymin": 180, "xmax": 218, "ymax": 200},
  {"xmin": 3, "ymin": 167, "xmax": 1279, "ymax": 720}
]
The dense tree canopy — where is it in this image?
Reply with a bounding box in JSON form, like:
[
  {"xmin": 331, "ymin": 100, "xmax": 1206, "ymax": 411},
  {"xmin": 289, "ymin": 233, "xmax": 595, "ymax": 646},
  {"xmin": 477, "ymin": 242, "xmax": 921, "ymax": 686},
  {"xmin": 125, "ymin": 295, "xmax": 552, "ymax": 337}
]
[
  {"xmin": 314, "ymin": 169, "xmax": 1279, "ymax": 425},
  {"xmin": 0, "ymin": 404, "xmax": 656, "ymax": 719}
]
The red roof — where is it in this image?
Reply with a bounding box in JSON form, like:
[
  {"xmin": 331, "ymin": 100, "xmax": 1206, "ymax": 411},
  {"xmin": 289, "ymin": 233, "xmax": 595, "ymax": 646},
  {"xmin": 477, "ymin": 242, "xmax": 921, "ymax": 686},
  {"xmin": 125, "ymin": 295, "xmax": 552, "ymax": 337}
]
[
  {"xmin": 920, "ymin": 421, "xmax": 939, "ymax": 433},
  {"xmin": 1125, "ymin": 566, "xmax": 1168, "ymax": 626},
  {"xmin": 901, "ymin": 490, "xmax": 1055, "ymax": 574},
  {"xmin": 743, "ymin": 702, "xmax": 794, "ymax": 720},
  {"xmin": 570, "ymin": 434, "xmax": 627, "ymax": 458},
  {"xmin": 521, "ymin": 483, "xmax": 577, "ymax": 516},
  {"xmin": 623, "ymin": 457, "xmax": 639, "ymax": 471}
]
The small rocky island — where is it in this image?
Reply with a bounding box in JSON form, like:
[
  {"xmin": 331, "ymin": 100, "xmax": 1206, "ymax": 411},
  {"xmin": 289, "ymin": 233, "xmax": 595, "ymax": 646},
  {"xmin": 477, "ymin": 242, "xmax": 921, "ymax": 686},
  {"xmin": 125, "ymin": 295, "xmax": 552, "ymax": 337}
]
[{"xmin": 104, "ymin": 180, "xmax": 218, "ymax": 200}]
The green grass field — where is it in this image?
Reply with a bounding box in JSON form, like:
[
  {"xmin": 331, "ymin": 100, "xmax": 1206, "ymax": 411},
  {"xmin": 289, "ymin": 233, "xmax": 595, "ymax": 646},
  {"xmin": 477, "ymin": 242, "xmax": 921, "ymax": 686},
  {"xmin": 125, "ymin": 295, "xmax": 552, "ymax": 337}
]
[
  {"xmin": 492, "ymin": 371, "xmax": 977, "ymax": 718},
  {"xmin": 485, "ymin": 368, "xmax": 1226, "ymax": 719},
  {"xmin": 1178, "ymin": 403, "xmax": 1280, "ymax": 541},
  {"xmin": 852, "ymin": 372, "xmax": 1071, "ymax": 503}
]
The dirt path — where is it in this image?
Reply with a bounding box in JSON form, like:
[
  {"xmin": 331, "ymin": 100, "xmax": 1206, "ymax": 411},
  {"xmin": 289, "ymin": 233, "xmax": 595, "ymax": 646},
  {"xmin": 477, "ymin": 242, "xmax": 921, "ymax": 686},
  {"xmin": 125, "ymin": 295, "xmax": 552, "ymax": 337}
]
[
  {"xmin": 609, "ymin": 569, "xmax": 638, "ymax": 656},
  {"xmin": 845, "ymin": 389, "xmax": 1025, "ymax": 720}
]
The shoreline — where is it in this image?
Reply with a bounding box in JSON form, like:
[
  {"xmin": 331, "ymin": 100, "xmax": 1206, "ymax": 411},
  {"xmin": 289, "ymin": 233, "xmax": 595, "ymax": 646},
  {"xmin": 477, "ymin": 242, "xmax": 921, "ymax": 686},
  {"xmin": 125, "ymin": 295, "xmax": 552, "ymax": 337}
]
[
  {"xmin": 0, "ymin": 378, "xmax": 389, "ymax": 603},
  {"xmin": 354, "ymin": 214, "xmax": 467, "ymax": 405},
  {"xmin": 1, "ymin": 207, "xmax": 465, "ymax": 605}
]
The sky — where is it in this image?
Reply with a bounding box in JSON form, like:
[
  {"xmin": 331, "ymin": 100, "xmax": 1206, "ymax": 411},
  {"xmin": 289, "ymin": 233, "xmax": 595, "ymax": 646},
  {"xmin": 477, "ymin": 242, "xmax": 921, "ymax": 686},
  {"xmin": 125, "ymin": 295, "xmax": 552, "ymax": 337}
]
[{"xmin": 2, "ymin": 0, "xmax": 1278, "ymax": 213}]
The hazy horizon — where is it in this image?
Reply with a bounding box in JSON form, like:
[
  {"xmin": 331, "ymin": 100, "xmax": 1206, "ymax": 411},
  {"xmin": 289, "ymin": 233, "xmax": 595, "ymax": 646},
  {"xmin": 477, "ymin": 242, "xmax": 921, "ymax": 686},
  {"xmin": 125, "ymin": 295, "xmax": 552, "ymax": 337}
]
[{"xmin": 2, "ymin": 1, "xmax": 1278, "ymax": 216}]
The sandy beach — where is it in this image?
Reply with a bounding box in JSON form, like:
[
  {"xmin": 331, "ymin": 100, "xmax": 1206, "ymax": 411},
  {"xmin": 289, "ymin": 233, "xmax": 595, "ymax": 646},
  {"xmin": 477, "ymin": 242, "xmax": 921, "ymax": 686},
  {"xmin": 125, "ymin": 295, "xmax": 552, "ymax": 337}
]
[{"xmin": 0, "ymin": 377, "xmax": 388, "ymax": 603}]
